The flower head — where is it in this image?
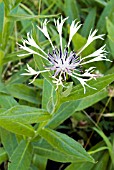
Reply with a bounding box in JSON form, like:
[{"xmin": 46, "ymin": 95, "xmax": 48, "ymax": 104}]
[{"xmin": 18, "ymin": 17, "xmax": 111, "ymax": 93}]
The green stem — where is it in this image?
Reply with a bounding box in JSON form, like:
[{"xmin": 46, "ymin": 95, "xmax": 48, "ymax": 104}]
[{"xmin": 0, "ymin": 50, "xmax": 4, "ymax": 82}]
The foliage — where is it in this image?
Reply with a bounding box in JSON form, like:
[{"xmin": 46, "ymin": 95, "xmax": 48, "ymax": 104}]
[{"xmin": 0, "ymin": 0, "xmax": 114, "ymax": 170}]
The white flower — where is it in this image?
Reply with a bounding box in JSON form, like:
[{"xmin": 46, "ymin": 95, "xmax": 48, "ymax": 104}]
[{"xmin": 18, "ymin": 17, "xmax": 111, "ymax": 93}]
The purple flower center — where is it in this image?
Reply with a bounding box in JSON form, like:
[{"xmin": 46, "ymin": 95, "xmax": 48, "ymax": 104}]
[{"xmin": 48, "ymin": 47, "xmax": 81, "ymax": 79}]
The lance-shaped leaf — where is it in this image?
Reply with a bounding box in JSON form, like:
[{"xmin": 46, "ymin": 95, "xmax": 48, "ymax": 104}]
[
  {"xmin": 6, "ymin": 84, "xmax": 40, "ymax": 104},
  {"xmin": 0, "ymin": 94, "xmax": 18, "ymax": 109},
  {"xmin": 33, "ymin": 139, "xmax": 90, "ymax": 163},
  {"xmin": 0, "ymin": 118, "xmax": 35, "ymax": 137},
  {"xmin": 0, "ymin": 128, "xmax": 18, "ymax": 157},
  {"xmin": 0, "ymin": 148, "xmax": 8, "ymax": 164},
  {"xmin": 38, "ymin": 128, "xmax": 95, "ymax": 163},
  {"xmin": 61, "ymin": 73, "xmax": 114, "ymax": 102},
  {"xmin": 0, "ymin": 105, "xmax": 51, "ymax": 124},
  {"xmin": 8, "ymin": 140, "xmax": 32, "ymax": 170},
  {"xmin": 0, "ymin": 2, "xmax": 4, "ymax": 44}
]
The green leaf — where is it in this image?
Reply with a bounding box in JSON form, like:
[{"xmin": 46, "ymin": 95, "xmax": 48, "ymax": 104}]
[
  {"xmin": 93, "ymin": 127, "xmax": 114, "ymax": 165},
  {"xmin": 33, "ymin": 79, "xmax": 44, "ymax": 89},
  {"xmin": 29, "ymin": 165, "xmax": 38, "ymax": 170},
  {"xmin": 33, "ymin": 139, "xmax": 91, "ymax": 163},
  {"xmin": 13, "ymin": 0, "xmax": 23, "ymax": 9},
  {"xmin": 0, "ymin": 94, "xmax": 18, "ymax": 109},
  {"xmin": 17, "ymin": 6, "xmax": 33, "ymax": 33},
  {"xmin": 42, "ymin": 79, "xmax": 53, "ymax": 109},
  {"xmin": 65, "ymin": 151, "xmax": 109, "ymax": 170},
  {"xmin": 61, "ymin": 82, "xmax": 73, "ymax": 97},
  {"xmin": 32, "ymin": 154, "xmax": 47, "ymax": 170},
  {"xmin": 0, "ymin": 2, "xmax": 4, "ymax": 44},
  {"xmin": 0, "ymin": 82, "xmax": 9, "ymax": 93},
  {"xmin": 34, "ymin": 54, "xmax": 52, "ymax": 85},
  {"xmin": 0, "ymin": 147, "xmax": 8, "ymax": 165},
  {"xmin": 81, "ymin": 8, "xmax": 96, "ymax": 38},
  {"xmin": 0, "ymin": 117, "xmax": 35, "ymax": 137},
  {"xmin": 96, "ymin": 0, "xmax": 114, "ymax": 34},
  {"xmin": 92, "ymin": 151, "xmax": 109, "ymax": 170},
  {"xmin": 0, "ymin": 108, "xmax": 7, "ymax": 114},
  {"xmin": 7, "ymin": 13, "xmax": 60, "ymax": 22},
  {"xmin": 94, "ymin": 0, "xmax": 107, "ymax": 7},
  {"xmin": 6, "ymin": 84, "xmax": 40, "ymax": 104},
  {"xmin": 34, "ymin": 143, "xmax": 92, "ymax": 163},
  {"xmin": 64, "ymin": 0, "xmax": 80, "ymax": 22},
  {"xmin": 2, "ymin": 4, "xmax": 18, "ymax": 50},
  {"xmin": 0, "ymin": 50, "xmax": 4, "ymax": 67},
  {"xmin": 8, "ymin": 140, "xmax": 32, "ymax": 170},
  {"xmin": 106, "ymin": 18, "xmax": 114, "ymax": 56},
  {"xmin": 0, "ymin": 50, "xmax": 4, "ymax": 79},
  {"xmin": 6, "ymin": 65, "xmax": 31, "ymax": 85},
  {"xmin": 65, "ymin": 162, "xmax": 93, "ymax": 170},
  {"xmin": 47, "ymin": 89, "xmax": 107, "ymax": 129},
  {"xmin": 93, "ymin": 127, "xmax": 112, "ymax": 151},
  {"xmin": 72, "ymin": 33, "xmax": 95, "ymax": 57},
  {"xmin": 42, "ymin": 79, "xmax": 55, "ymax": 113},
  {"xmin": 61, "ymin": 73, "xmax": 114, "ymax": 102},
  {"xmin": 38, "ymin": 128, "xmax": 95, "ymax": 163},
  {"xmin": 65, "ymin": 140, "xmax": 109, "ymax": 170},
  {"xmin": 0, "ymin": 105, "xmax": 51, "ymax": 124},
  {"xmin": 3, "ymin": 0, "xmax": 10, "ymax": 12},
  {"xmin": 0, "ymin": 128, "xmax": 18, "ymax": 157},
  {"xmin": 3, "ymin": 50, "xmax": 30, "ymax": 64}
]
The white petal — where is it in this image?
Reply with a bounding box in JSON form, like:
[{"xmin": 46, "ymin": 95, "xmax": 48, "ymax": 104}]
[
  {"xmin": 81, "ymin": 56, "xmax": 111, "ymax": 65},
  {"xmin": 55, "ymin": 16, "xmax": 68, "ymax": 35},
  {"xmin": 77, "ymin": 29, "xmax": 105, "ymax": 56},
  {"xmin": 68, "ymin": 20, "xmax": 82, "ymax": 47},
  {"xmin": 68, "ymin": 73, "xmax": 96, "ymax": 93},
  {"xmin": 26, "ymin": 64, "xmax": 38, "ymax": 74},
  {"xmin": 55, "ymin": 16, "xmax": 68, "ymax": 52},
  {"xmin": 81, "ymin": 45, "xmax": 106, "ymax": 60},
  {"xmin": 17, "ymin": 53, "xmax": 32, "ymax": 57},
  {"xmin": 37, "ymin": 19, "xmax": 49, "ymax": 38},
  {"xmin": 24, "ymin": 32, "xmax": 48, "ymax": 57},
  {"xmin": 37, "ymin": 19, "xmax": 54, "ymax": 49},
  {"xmin": 18, "ymin": 42, "xmax": 48, "ymax": 61}
]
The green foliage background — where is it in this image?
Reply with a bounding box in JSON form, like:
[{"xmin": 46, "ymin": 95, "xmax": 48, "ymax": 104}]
[{"xmin": 0, "ymin": 0, "xmax": 114, "ymax": 170}]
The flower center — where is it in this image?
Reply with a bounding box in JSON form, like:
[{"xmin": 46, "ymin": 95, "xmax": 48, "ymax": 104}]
[{"xmin": 48, "ymin": 46, "xmax": 81, "ymax": 78}]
